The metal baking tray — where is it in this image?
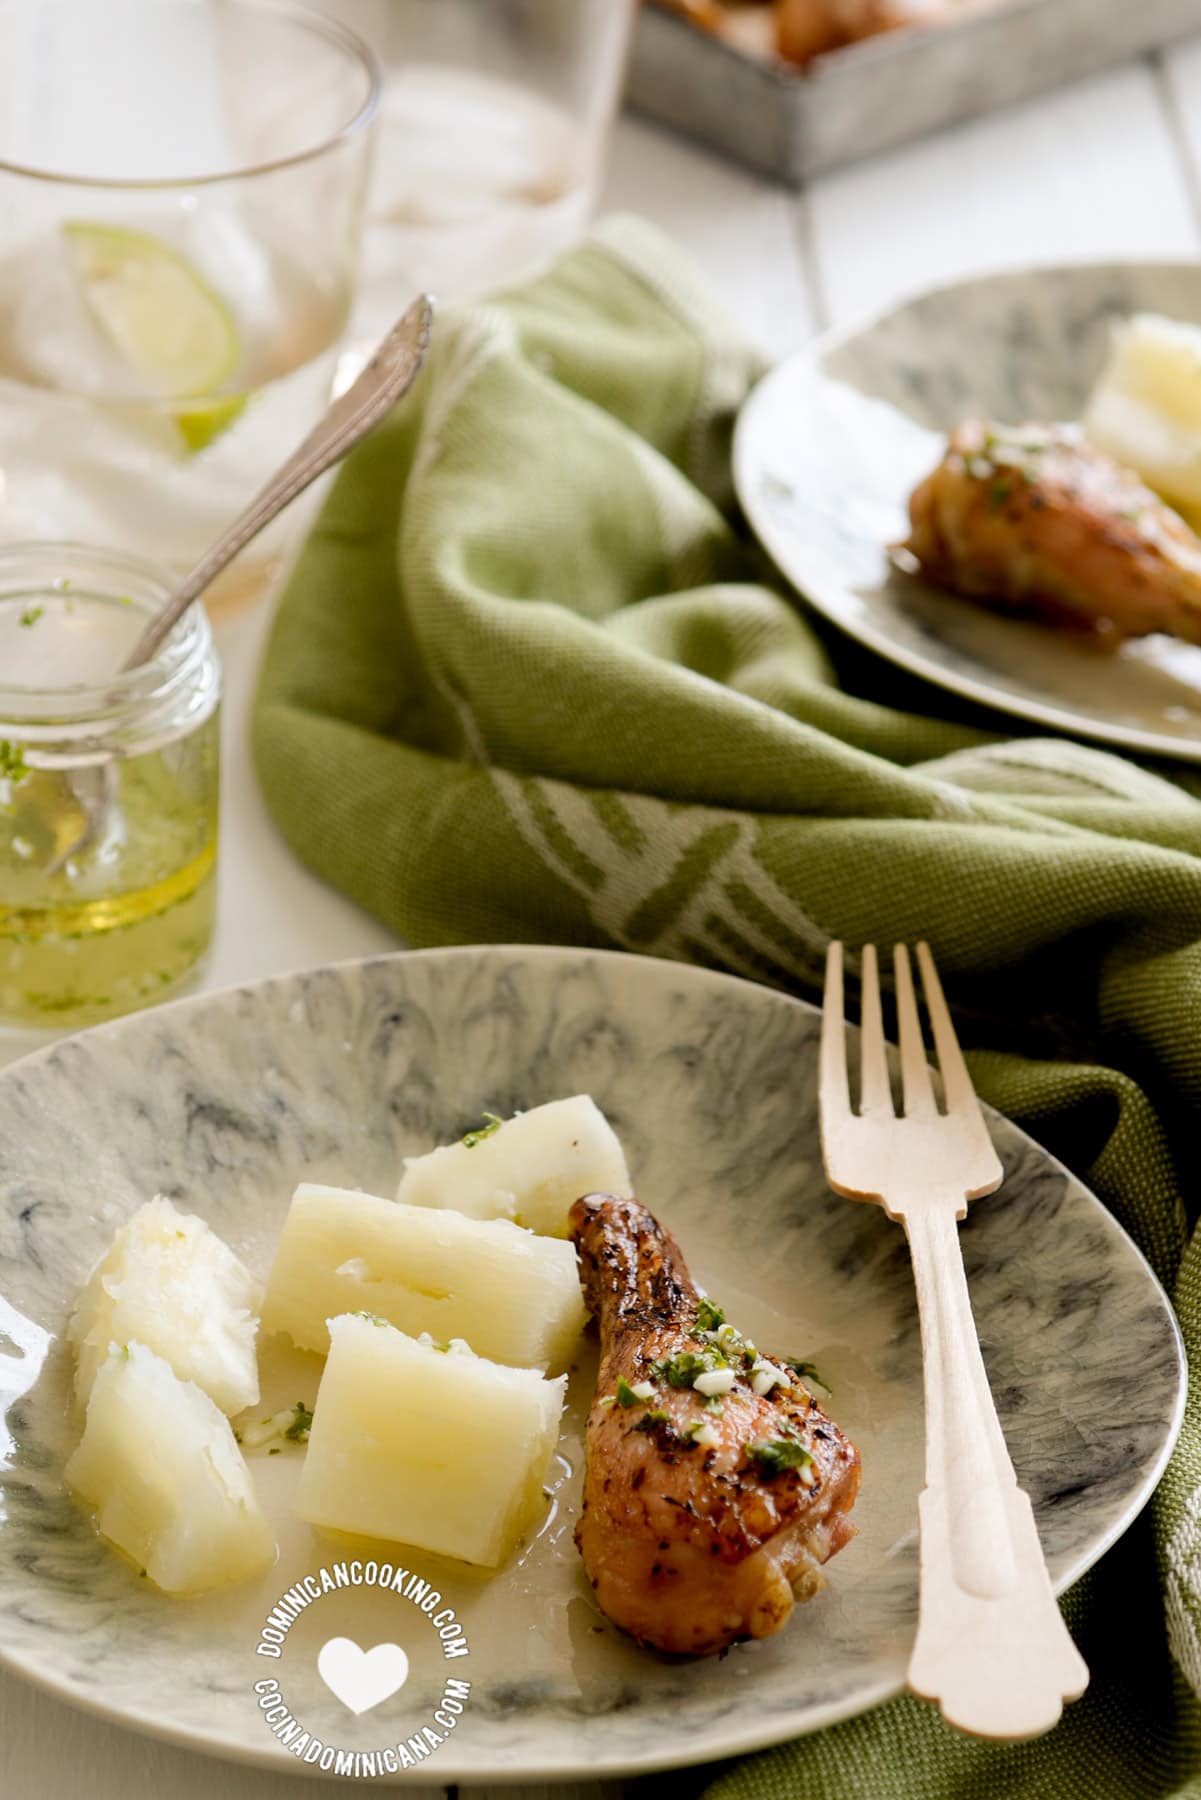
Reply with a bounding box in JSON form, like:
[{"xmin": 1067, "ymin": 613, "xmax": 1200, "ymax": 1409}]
[{"xmin": 627, "ymin": 0, "xmax": 1201, "ymax": 184}]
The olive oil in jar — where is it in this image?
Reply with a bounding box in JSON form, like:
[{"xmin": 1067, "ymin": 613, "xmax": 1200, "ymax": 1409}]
[{"xmin": 0, "ymin": 546, "xmax": 220, "ymax": 1030}]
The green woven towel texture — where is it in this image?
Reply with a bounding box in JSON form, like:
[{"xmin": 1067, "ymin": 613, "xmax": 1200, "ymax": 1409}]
[{"xmin": 254, "ymin": 217, "xmax": 1201, "ymax": 1796}]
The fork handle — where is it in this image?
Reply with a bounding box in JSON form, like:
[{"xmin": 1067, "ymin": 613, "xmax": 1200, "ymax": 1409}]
[{"xmin": 902, "ymin": 1201, "xmax": 1089, "ymax": 1738}]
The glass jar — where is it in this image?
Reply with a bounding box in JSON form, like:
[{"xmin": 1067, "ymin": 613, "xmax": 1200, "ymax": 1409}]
[{"xmin": 0, "ymin": 543, "xmax": 220, "ymax": 1030}]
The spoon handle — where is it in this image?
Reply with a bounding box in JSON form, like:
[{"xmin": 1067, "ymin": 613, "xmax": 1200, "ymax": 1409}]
[{"xmin": 124, "ymin": 294, "xmax": 435, "ymax": 670}]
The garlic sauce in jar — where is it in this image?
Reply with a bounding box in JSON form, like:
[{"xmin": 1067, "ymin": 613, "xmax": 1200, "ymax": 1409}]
[{"xmin": 0, "ymin": 544, "xmax": 219, "ymax": 1029}]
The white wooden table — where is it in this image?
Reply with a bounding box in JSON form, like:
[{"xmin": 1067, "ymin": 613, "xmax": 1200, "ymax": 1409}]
[{"xmin": 6, "ymin": 43, "xmax": 1201, "ymax": 1794}]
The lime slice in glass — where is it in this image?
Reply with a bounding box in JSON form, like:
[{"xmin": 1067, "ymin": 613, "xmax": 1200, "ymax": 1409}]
[
  {"xmin": 172, "ymin": 393, "xmax": 248, "ymax": 453},
  {"xmin": 63, "ymin": 221, "xmax": 246, "ymax": 448}
]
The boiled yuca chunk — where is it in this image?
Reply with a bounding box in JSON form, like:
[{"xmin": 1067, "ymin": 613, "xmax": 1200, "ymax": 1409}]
[
  {"xmin": 396, "ymin": 1095, "xmax": 630, "ymax": 1237},
  {"xmin": 261, "ymin": 1184, "xmax": 586, "ymax": 1370},
  {"xmin": 295, "ymin": 1314, "xmax": 565, "ymax": 1568},
  {"xmin": 1084, "ymin": 313, "xmax": 1201, "ymax": 520},
  {"xmin": 69, "ymin": 1197, "xmax": 261, "ymax": 1414},
  {"xmin": 65, "ymin": 1342, "xmax": 275, "ymax": 1594}
]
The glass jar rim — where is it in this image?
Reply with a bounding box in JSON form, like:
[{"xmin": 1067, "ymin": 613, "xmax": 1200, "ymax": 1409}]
[
  {"xmin": 0, "ymin": 0, "xmax": 380, "ymax": 191},
  {"xmin": 0, "ymin": 541, "xmax": 214, "ymax": 725}
]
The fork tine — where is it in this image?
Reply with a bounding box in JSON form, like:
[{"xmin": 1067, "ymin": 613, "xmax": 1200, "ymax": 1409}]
[
  {"xmin": 915, "ymin": 941, "xmax": 977, "ymax": 1114},
  {"xmin": 894, "ymin": 944, "xmax": 937, "ymax": 1116},
  {"xmin": 858, "ymin": 944, "xmax": 893, "ymax": 1116},
  {"xmin": 819, "ymin": 941, "xmax": 851, "ymax": 1119}
]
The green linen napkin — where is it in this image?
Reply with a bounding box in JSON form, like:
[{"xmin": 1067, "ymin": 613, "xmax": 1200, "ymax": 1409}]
[{"xmin": 254, "ymin": 217, "xmax": 1201, "ymax": 1797}]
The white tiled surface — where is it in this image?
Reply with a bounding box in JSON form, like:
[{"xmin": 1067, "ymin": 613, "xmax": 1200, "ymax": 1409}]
[{"xmin": 8, "ymin": 39, "xmax": 1201, "ymax": 1796}]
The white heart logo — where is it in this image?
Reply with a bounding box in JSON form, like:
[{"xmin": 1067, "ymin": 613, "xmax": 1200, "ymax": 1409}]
[{"xmin": 317, "ymin": 1637, "xmax": 409, "ymax": 1716}]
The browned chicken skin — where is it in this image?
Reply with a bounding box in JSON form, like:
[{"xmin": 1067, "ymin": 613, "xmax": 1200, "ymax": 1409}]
[
  {"xmin": 776, "ymin": 0, "xmax": 946, "ymax": 64},
  {"xmin": 570, "ymin": 1194, "xmax": 860, "ymax": 1657},
  {"xmin": 659, "ymin": 0, "xmax": 975, "ymax": 68},
  {"xmin": 904, "ymin": 419, "xmax": 1201, "ymax": 645}
]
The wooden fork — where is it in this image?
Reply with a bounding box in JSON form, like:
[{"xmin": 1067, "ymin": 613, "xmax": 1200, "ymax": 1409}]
[{"xmin": 819, "ymin": 940, "xmax": 1089, "ymax": 1739}]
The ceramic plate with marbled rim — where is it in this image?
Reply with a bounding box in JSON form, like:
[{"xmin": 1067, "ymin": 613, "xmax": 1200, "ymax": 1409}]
[
  {"xmin": 0, "ymin": 947, "xmax": 1184, "ymax": 1782},
  {"xmin": 735, "ymin": 260, "xmax": 1201, "ymax": 760}
]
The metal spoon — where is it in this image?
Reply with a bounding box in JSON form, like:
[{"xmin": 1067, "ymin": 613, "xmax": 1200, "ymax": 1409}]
[
  {"xmin": 131, "ymin": 292, "xmax": 434, "ymax": 667},
  {"xmin": 51, "ymin": 293, "xmax": 435, "ymax": 871}
]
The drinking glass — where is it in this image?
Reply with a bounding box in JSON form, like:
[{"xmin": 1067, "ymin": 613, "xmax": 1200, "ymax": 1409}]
[
  {"xmin": 327, "ymin": 0, "xmax": 635, "ymax": 322},
  {"xmin": 0, "ymin": 0, "xmax": 379, "ymax": 610}
]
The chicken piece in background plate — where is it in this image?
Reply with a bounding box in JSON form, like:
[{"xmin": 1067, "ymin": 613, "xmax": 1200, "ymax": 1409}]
[
  {"xmin": 570, "ymin": 1194, "xmax": 860, "ymax": 1657},
  {"xmin": 901, "ymin": 419, "xmax": 1201, "ymax": 646},
  {"xmin": 776, "ymin": 0, "xmax": 951, "ymax": 64},
  {"xmin": 655, "ymin": 0, "xmax": 973, "ymax": 66}
]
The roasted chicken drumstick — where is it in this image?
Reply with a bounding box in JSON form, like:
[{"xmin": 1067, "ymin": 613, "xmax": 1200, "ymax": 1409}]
[
  {"xmin": 903, "ymin": 419, "xmax": 1201, "ymax": 645},
  {"xmin": 570, "ymin": 1194, "xmax": 860, "ymax": 1656}
]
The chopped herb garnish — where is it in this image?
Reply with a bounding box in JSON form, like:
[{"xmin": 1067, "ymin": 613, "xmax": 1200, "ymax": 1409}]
[
  {"xmin": 685, "ymin": 1419, "xmax": 719, "ymax": 1445},
  {"xmin": 240, "ymin": 1402, "xmax": 318, "ymax": 1451},
  {"xmin": 632, "ymin": 1408, "xmax": 671, "ymax": 1433},
  {"xmin": 0, "ymin": 741, "xmax": 28, "ymax": 783},
  {"xmin": 352, "ymin": 1310, "xmax": 390, "ymax": 1326},
  {"xmin": 747, "ymin": 1437, "xmax": 814, "ymax": 1479},
  {"xmin": 268, "ymin": 1447, "xmax": 281, "ymax": 1455},
  {"xmin": 695, "ymin": 1296, "xmax": 726, "ymax": 1332},
  {"xmin": 284, "ymin": 1402, "xmax": 313, "ymax": 1442},
  {"xmin": 18, "ymin": 605, "xmax": 42, "ymax": 627},
  {"xmin": 987, "ymin": 480, "xmax": 1012, "ymax": 512},
  {"xmin": 462, "ymin": 1111, "xmax": 504, "ymax": 1148},
  {"xmin": 651, "ymin": 1347, "xmax": 727, "ymax": 1388},
  {"xmin": 783, "ymin": 1357, "xmax": 829, "ymax": 1391},
  {"xmin": 615, "ymin": 1375, "xmax": 641, "ymax": 1408}
]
